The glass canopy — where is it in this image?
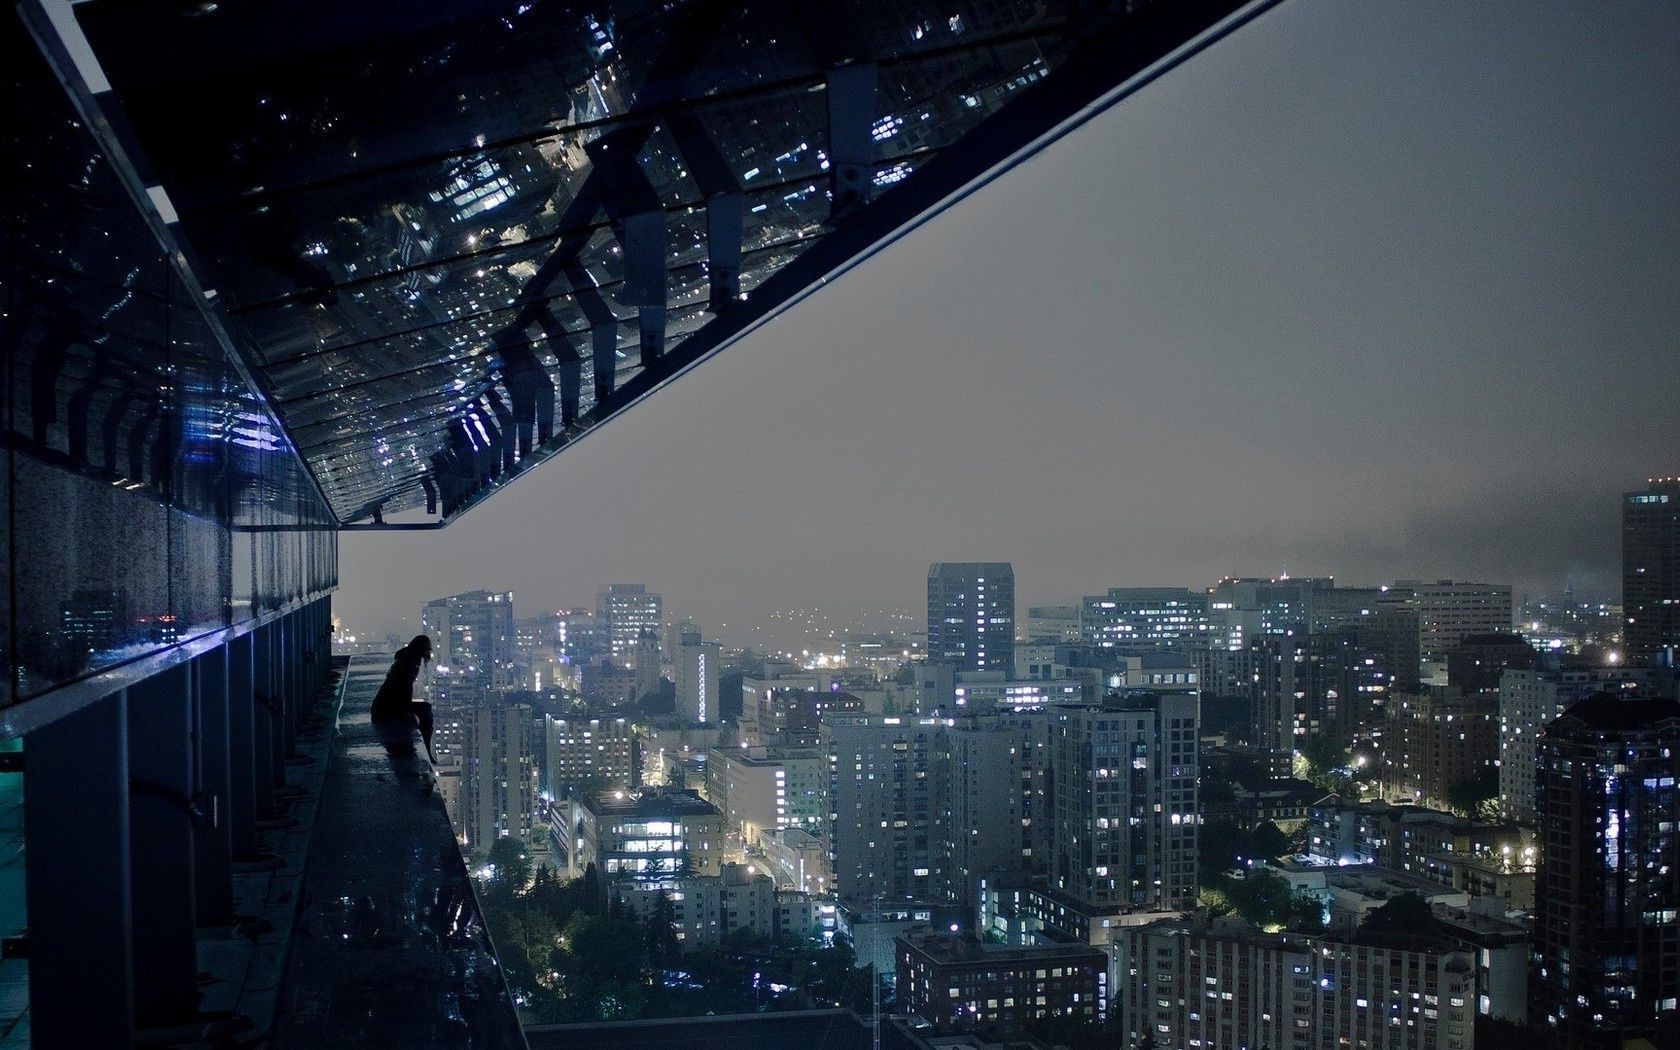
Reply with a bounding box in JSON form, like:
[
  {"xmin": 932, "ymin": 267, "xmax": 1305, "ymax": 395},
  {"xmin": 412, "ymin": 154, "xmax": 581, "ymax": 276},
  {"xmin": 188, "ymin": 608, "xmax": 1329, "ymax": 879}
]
[{"xmin": 64, "ymin": 0, "xmax": 1262, "ymax": 525}]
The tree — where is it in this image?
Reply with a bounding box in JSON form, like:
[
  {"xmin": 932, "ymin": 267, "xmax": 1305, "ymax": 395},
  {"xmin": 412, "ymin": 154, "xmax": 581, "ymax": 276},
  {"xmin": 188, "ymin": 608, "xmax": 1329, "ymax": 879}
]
[
  {"xmin": 1444, "ymin": 767, "xmax": 1500, "ymax": 818},
  {"xmin": 485, "ymin": 837, "xmax": 532, "ymax": 903},
  {"xmin": 1249, "ymin": 820, "xmax": 1292, "ymax": 861},
  {"xmin": 1229, "ymin": 870, "xmax": 1295, "ymax": 929},
  {"xmin": 645, "ymin": 891, "xmax": 681, "ymax": 970},
  {"xmin": 1359, "ymin": 892, "xmax": 1440, "ymax": 939}
]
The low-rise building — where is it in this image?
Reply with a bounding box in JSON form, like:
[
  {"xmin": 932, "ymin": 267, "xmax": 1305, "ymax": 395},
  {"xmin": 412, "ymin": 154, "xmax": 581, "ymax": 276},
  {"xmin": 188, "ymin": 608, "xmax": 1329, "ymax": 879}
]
[
  {"xmin": 565, "ymin": 787, "xmax": 724, "ymax": 885},
  {"xmin": 896, "ymin": 930, "xmax": 1107, "ymax": 1032}
]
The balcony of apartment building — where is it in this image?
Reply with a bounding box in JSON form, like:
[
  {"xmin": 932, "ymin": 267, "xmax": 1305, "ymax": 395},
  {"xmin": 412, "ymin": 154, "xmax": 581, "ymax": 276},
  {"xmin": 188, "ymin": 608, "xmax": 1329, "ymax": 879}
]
[{"xmin": 2, "ymin": 0, "xmax": 1277, "ymax": 1044}]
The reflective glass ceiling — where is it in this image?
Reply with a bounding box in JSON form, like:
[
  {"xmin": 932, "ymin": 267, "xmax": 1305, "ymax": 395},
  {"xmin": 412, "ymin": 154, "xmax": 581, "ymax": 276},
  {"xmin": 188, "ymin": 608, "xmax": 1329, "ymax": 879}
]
[{"xmin": 64, "ymin": 0, "xmax": 1262, "ymax": 525}]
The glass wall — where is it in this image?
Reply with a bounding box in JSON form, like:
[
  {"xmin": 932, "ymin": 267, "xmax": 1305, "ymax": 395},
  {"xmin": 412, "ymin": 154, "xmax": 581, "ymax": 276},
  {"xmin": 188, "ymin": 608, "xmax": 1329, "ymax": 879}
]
[{"xmin": 1, "ymin": 13, "xmax": 337, "ymax": 711}]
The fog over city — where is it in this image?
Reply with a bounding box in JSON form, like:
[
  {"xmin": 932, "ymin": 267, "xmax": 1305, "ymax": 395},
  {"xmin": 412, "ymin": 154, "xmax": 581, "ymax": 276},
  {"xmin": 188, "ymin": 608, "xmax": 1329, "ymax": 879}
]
[{"xmin": 339, "ymin": 0, "xmax": 1680, "ymax": 639}]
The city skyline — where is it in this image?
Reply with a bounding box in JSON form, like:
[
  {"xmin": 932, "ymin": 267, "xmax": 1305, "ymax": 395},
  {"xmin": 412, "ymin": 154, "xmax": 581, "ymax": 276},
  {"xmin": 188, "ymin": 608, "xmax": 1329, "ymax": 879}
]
[{"xmin": 338, "ymin": 0, "xmax": 1679, "ymax": 640}]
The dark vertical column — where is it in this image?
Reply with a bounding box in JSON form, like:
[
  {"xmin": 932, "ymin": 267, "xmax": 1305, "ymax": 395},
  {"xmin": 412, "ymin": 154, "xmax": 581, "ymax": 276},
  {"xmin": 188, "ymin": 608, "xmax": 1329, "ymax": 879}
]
[
  {"xmin": 227, "ymin": 632, "xmax": 263, "ymax": 852},
  {"xmin": 24, "ymin": 692, "xmax": 134, "ymax": 1048},
  {"xmin": 253, "ymin": 623, "xmax": 283, "ymax": 805},
  {"xmin": 127, "ymin": 663, "xmax": 199, "ymax": 1028},
  {"xmin": 193, "ymin": 646, "xmax": 235, "ymax": 924}
]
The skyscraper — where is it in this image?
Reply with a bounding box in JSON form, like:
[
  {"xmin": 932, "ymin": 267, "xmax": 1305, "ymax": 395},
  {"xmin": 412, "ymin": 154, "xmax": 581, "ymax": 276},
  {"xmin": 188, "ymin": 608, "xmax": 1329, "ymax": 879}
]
[
  {"xmin": 674, "ymin": 636, "xmax": 721, "ymax": 724},
  {"xmin": 927, "ymin": 562, "xmax": 1015, "ymax": 673},
  {"xmin": 458, "ymin": 703, "xmax": 537, "ymax": 859},
  {"xmin": 596, "ymin": 584, "xmax": 663, "ymax": 664},
  {"xmin": 822, "ymin": 714, "xmax": 949, "ymax": 906},
  {"xmin": 421, "ymin": 589, "xmax": 517, "ymax": 706},
  {"xmin": 1047, "ymin": 692, "xmax": 1199, "ymax": 914},
  {"xmin": 1250, "ymin": 632, "xmax": 1306, "ymax": 778},
  {"xmin": 1387, "ymin": 580, "xmax": 1513, "ymax": 661},
  {"xmin": 1534, "ymin": 693, "xmax": 1680, "ymax": 1047},
  {"xmin": 1624, "ymin": 478, "xmax": 1680, "ymax": 667}
]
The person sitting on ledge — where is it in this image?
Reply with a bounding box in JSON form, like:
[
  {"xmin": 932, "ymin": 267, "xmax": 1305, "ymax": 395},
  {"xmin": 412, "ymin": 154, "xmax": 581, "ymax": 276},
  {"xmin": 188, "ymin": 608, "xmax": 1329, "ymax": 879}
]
[{"xmin": 371, "ymin": 635, "xmax": 436, "ymax": 767}]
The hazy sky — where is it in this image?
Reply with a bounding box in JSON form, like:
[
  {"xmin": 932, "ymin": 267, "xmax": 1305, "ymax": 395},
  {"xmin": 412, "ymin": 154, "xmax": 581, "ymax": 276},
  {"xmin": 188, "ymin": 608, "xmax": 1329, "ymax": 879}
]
[{"xmin": 338, "ymin": 0, "xmax": 1680, "ymax": 642}]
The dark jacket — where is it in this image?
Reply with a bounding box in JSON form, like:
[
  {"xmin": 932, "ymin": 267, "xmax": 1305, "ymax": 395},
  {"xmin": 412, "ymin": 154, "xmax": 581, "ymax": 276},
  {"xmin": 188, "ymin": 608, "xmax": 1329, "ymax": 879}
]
[{"xmin": 371, "ymin": 647, "xmax": 426, "ymax": 721}]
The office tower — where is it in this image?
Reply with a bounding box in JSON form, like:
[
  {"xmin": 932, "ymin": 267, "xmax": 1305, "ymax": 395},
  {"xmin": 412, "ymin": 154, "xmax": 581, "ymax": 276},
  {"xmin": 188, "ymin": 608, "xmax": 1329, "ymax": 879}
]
[
  {"xmin": 704, "ymin": 746, "xmax": 826, "ymax": 846},
  {"xmin": 1499, "ymin": 666, "xmax": 1673, "ymax": 822},
  {"xmin": 1048, "ymin": 693, "xmax": 1199, "ymax": 914},
  {"xmin": 1380, "ymin": 687, "xmax": 1498, "ymax": 812},
  {"xmin": 596, "ymin": 584, "xmax": 663, "ymax": 663},
  {"xmin": 1024, "ymin": 605, "xmax": 1081, "ymax": 644},
  {"xmin": 1113, "ymin": 915, "xmax": 1476, "ymax": 1050},
  {"xmin": 1387, "ymin": 580, "xmax": 1513, "ymax": 661},
  {"xmin": 565, "ymin": 788, "xmax": 724, "ymax": 885},
  {"xmin": 1209, "ymin": 575, "xmax": 1337, "ymax": 647},
  {"xmin": 1534, "ymin": 693, "xmax": 1680, "ymax": 1047},
  {"xmin": 631, "ymin": 630, "xmax": 662, "ymax": 699},
  {"xmin": 1079, "ymin": 587, "xmax": 1210, "ymax": 650},
  {"xmin": 553, "ymin": 607, "xmax": 604, "ymax": 665},
  {"xmin": 926, "ymin": 562, "xmax": 1015, "ymax": 672},
  {"xmin": 1624, "ymin": 478, "xmax": 1680, "ymax": 666},
  {"xmin": 1250, "ymin": 632, "xmax": 1307, "ymax": 778},
  {"xmin": 458, "ymin": 703, "xmax": 536, "ymax": 858},
  {"xmin": 543, "ymin": 716, "xmax": 639, "ymax": 798},
  {"xmin": 674, "ymin": 636, "xmax": 721, "ymax": 723},
  {"xmin": 821, "ymin": 715, "xmax": 949, "ymax": 906},
  {"xmin": 421, "ymin": 589, "xmax": 517, "ymax": 706}
]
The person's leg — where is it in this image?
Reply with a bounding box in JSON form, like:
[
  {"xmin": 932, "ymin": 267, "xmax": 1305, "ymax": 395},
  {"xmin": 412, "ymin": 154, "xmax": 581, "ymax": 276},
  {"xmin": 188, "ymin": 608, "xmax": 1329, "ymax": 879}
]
[{"xmin": 414, "ymin": 703, "xmax": 436, "ymax": 763}]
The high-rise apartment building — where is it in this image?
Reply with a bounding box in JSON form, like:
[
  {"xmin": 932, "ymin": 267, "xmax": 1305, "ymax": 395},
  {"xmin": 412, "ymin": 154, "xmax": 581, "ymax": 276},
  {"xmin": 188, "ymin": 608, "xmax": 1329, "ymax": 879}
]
[
  {"xmin": 1497, "ymin": 666, "xmax": 1671, "ymax": 823},
  {"xmin": 1380, "ymin": 687, "xmax": 1498, "ymax": 811},
  {"xmin": 927, "ymin": 563, "xmax": 1015, "ymax": 673},
  {"xmin": 596, "ymin": 584, "xmax": 663, "ymax": 663},
  {"xmin": 674, "ymin": 636, "xmax": 721, "ymax": 724},
  {"xmin": 458, "ymin": 704, "xmax": 536, "ymax": 858},
  {"xmin": 1047, "ymin": 693, "xmax": 1199, "ymax": 914},
  {"xmin": 543, "ymin": 716, "xmax": 639, "ymax": 798},
  {"xmin": 1079, "ymin": 587, "xmax": 1211, "ymax": 650},
  {"xmin": 1534, "ymin": 693, "xmax": 1680, "ymax": 1047},
  {"xmin": 421, "ymin": 589, "xmax": 517, "ymax": 706},
  {"xmin": 943, "ymin": 712, "xmax": 1044, "ymax": 906},
  {"xmin": 821, "ymin": 715, "xmax": 950, "ymax": 906},
  {"xmin": 1624, "ymin": 478, "xmax": 1680, "ymax": 667},
  {"xmin": 1112, "ymin": 915, "xmax": 1477, "ymax": 1050},
  {"xmin": 1251, "ymin": 632, "xmax": 1307, "ymax": 778},
  {"xmin": 1387, "ymin": 580, "xmax": 1513, "ymax": 661}
]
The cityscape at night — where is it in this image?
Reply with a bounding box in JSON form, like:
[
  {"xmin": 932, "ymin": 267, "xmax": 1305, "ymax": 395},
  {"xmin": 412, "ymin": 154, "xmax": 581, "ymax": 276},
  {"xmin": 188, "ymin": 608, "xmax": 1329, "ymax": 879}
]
[{"xmin": 2, "ymin": 1, "xmax": 1677, "ymax": 1049}]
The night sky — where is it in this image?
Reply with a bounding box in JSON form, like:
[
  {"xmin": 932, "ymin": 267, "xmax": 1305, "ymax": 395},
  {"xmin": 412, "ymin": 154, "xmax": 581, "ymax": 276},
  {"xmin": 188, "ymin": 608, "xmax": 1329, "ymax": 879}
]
[{"xmin": 338, "ymin": 0, "xmax": 1680, "ymax": 642}]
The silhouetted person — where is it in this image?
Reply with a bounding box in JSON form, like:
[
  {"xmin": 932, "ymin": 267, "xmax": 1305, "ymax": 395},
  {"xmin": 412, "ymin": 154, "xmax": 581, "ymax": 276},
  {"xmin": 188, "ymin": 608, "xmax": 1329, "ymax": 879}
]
[{"xmin": 371, "ymin": 635, "xmax": 435, "ymax": 764}]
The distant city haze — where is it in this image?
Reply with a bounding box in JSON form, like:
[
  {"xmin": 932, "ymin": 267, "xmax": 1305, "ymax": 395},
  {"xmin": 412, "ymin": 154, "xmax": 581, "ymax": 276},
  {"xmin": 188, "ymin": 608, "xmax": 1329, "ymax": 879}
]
[{"xmin": 338, "ymin": 0, "xmax": 1680, "ymax": 642}]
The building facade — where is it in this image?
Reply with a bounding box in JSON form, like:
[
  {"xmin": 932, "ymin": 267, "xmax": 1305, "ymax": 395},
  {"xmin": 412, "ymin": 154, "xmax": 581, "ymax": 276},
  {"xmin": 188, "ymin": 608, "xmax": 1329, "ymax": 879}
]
[
  {"xmin": 543, "ymin": 715, "xmax": 639, "ymax": 797},
  {"xmin": 422, "ymin": 589, "xmax": 517, "ymax": 706},
  {"xmin": 1533, "ymin": 693, "xmax": 1680, "ymax": 1047},
  {"xmin": 1111, "ymin": 916, "xmax": 1477, "ymax": 1050},
  {"xmin": 896, "ymin": 931, "xmax": 1106, "ymax": 1031},
  {"xmin": 596, "ymin": 584, "xmax": 663, "ymax": 664},
  {"xmin": 927, "ymin": 562, "xmax": 1015, "ymax": 673},
  {"xmin": 1624, "ymin": 479, "xmax": 1680, "ymax": 667},
  {"xmin": 1047, "ymin": 693, "xmax": 1199, "ymax": 915}
]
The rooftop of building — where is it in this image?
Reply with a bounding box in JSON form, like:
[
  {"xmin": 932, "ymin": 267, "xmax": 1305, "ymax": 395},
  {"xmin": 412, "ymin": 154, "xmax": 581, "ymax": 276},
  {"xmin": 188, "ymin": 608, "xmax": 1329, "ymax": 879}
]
[
  {"xmin": 584, "ymin": 787, "xmax": 721, "ymax": 820},
  {"xmin": 896, "ymin": 931, "xmax": 1104, "ymax": 967},
  {"xmin": 1553, "ymin": 691, "xmax": 1680, "ymax": 731},
  {"xmin": 528, "ymin": 1008, "xmax": 931, "ymax": 1050}
]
